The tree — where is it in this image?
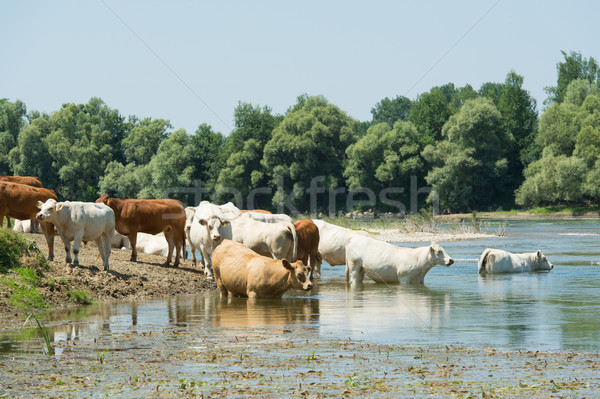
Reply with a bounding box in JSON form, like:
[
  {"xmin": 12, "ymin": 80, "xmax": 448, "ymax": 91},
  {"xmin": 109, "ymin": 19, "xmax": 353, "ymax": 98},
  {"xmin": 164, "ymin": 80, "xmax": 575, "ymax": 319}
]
[
  {"xmin": 122, "ymin": 118, "xmax": 171, "ymax": 165},
  {"xmin": 344, "ymin": 121, "xmax": 423, "ymax": 208},
  {"xmin": 371, "ymin": 96, "xmax": 412, "ymax": 127},
  {"xmin": 0, "ymin": 99, "xmax": 27, "ymax": 175},
  {"xmin": 139, "ymin": 129, "xmax": 194, "ymax": 200},
  {"xmin": 9, "ymin": 116, "xmax": 57, "ymax": 187},
  {"xmin": 545, "ymin": 50, "xmax": 600, "ymax": 104},
  {"xmin": 423, "ymin": 97, "xmax": 514, "ymax": 211},
  {"xmin": 189, "ymin": 123, "xmax": 225, "ymax": 195},
  {"xmin": 263, "ymin": 95, "xmax": 358, "ymax": 211},
  {"xmin": 536, "ymin": 102, "xmax": 580, "ymax": 157},
  {"xmin": 98, "ymin": 161, "xmax": 147, "ymax": 199},
  {"xmin": 216, "ymin": 102, "xmax": 279, "ymax": 206}
]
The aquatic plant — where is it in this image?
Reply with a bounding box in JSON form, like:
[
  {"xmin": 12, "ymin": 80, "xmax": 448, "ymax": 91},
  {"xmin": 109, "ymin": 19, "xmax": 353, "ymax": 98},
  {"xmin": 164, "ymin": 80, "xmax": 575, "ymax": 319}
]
[{"xmin": 24, "ymin": 311, "xmax": 54, "ymax": 356}]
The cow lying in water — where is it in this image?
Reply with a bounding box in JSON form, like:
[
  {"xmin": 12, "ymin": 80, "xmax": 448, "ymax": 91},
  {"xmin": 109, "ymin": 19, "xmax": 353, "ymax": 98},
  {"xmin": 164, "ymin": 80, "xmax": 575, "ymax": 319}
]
[
  {"xmin": 345, "ymin": 235, "xmax": 454, "ymax": 284},
  {"xmin": 211, "ymin": 239, "xmax": 312, "ymax": 299},
  {"xmin": 478, "ymin": 248, "xmax": 554, "ymax": 274}
]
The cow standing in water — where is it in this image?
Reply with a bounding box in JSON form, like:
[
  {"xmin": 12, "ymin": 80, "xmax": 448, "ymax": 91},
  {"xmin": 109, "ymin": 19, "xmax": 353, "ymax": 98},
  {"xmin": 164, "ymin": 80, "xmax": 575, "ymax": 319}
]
[
  {"xmin": 97, "ymin": 195, "xmax": 186, "ymax": 267},
  {"xmin": 478, "ymin": 248, "xmax": 554, "ymax": 274}
]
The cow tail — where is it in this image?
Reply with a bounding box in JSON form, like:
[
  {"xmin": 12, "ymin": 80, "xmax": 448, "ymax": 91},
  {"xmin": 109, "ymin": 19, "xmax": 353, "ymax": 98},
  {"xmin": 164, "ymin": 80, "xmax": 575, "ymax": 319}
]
[
  {"xmin": 288, "ymin": 223, "xmax": 297, "ymax": 262},
  {"xmin": 478, "ymin": 249, "xmax": 492, "ymax": 274}
]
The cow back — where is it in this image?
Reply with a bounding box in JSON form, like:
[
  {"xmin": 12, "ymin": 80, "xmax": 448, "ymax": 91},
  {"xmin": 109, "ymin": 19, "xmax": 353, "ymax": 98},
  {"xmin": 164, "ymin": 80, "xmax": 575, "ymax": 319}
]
[
  {"xmin": 0, "ymin": 176, "xmax": 43, "ymax": 187},
  {"xmin": 0, "ymin": 181, "xmax": 57, "ymax": 220}
]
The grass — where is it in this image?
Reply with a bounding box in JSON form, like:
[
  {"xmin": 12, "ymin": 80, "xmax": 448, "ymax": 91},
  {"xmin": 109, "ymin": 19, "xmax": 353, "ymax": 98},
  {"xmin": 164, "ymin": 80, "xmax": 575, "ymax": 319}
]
[
  {"xmin": 24, "ymin": 311, "xmax": 54, "ymax": 356},
  {"xmin": 67, "ymin": 290, "xmax": 94, "ymax": 305}
]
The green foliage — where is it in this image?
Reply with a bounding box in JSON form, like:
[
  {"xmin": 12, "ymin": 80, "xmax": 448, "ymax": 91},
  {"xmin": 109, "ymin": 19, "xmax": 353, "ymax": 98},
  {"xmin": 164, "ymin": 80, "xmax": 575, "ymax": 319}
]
[
  {"xmin": 516, "ymin": 155, "xmax": 587, "ymax": 206},
  {"xmin": 263, "ymin": 95, "xmax": 358, "ymax": 210},
  {"xmin": 189, "ymin": 123, "xmax": 225, "ymax": 194},
  {"xmin": 68, "ymin": 290, "xmax": 94, "ymax": 305},
  {"xmin": 122, "ymin": 117, "xmax": 171, "ymax": 165},
  {"xmin": 0, "ymin": 229, "xmax": 45, "ymax": 273},
  {"xmin": 371, "ymin": 96, "xmax": 412, "ymax": 127},
  {"xmin": 344, "ymin": 121, "xmax": 423, "ymax": 207},
  {"xmin": 545, "ymin": 51, "xmax": 600, "ymax": 105},
  {"xmin": 98, "ymin": 161, "xmax": 147, "ymax": 198},
  {"xmin": 424, "ymin": 97, "xmax": 514, "ymax": 211},
  {"xmin": 0, "ymin": 100, "xmax": 27, "ymax": 175}
]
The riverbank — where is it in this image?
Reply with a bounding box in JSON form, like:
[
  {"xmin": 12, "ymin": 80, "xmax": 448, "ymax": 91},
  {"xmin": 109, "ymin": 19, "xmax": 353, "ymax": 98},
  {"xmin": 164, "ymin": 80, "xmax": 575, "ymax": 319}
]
[{"xmin": 0, "ymin": 231, "xmax": 216, "ymax": 325}]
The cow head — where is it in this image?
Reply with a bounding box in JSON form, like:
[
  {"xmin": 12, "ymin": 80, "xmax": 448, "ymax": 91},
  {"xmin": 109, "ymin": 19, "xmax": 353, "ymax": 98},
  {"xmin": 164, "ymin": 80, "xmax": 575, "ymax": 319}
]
[
  {"xmin": 283, "ymin": 260, "xmax": 313, "ymax": 292},
  {"xmin": 429, "ymin": 241, "xmax": 454, "ymax": 266},
  {"xmin": 198, "ymin": 216, "xmax": 230, "ymax": 242},
  {"xmin": 36, "ymin": 198, "xmax": 63, "ymax": 222},
  {"xmin": 534, "ymin": 250, "xmax": 554, "ymax": 271},
  {"xmin": 96, "ymin": 194, "xmax": 110, "ymax": 204},
  {"xmin": 184, "ymin": 207, "xmax": 196, "ymax": 232}
]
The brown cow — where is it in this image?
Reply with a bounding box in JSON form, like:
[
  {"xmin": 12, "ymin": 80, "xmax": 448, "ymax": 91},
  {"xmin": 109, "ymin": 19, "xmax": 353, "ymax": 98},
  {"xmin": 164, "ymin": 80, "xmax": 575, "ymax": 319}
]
[
  {"xmin": 212, "ymin": 239, "xmax": 312, "ymax": 299},
  {"xmin": 0, "ymin": 181, "xmax": 57, "ymax": 259},
  {"xmin": 0, "ymin": 176, "xmax": 43, "ymax": 229},
  {"xmin": 97, "ymin": 196, "xmax": 186, "ymax": 267},
  {"xmin": 294, "ymin": 219, "xmax": 321, "ymax": 279}
]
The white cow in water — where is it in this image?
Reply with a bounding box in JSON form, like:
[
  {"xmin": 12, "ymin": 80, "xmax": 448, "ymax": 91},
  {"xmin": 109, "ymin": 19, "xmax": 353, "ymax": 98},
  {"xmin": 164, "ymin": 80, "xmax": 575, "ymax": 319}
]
[
  {"xmin": 345, "ymin": 235, "xmax": 454, "ymax": 285},
  {"xmin": 36, "ymin": 199, "xmax": 115, "ymax": 271},
  {"xmin": 478, "ymin": 248, "xmax": 554, "ymax": 274},
  {"xmin": 312, "ymin": 219, "xmax": 373, "ymax": 269},
  {"xmin": 188, "ymin": 201, "xmax": 232, "ymax": 278}
]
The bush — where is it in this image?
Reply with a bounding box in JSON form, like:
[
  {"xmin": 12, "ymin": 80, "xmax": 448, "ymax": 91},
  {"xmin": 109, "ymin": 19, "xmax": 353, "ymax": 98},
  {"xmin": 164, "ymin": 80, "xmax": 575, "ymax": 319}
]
[{"xmin": 0, "ymin": 229, "xmax": 46, "ymax": 273}]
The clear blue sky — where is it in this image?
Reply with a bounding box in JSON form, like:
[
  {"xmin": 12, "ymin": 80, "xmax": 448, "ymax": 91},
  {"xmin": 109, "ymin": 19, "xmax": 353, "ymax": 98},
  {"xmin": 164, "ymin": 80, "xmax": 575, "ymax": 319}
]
[{"xmin": 2, "ymin": 1, "xmax": 598, "ymax": 135}]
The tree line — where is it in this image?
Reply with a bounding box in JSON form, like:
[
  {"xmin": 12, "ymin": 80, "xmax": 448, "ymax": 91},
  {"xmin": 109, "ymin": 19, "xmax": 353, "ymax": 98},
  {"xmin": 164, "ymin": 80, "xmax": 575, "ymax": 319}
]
[{"xmin": 1, "ymin": 50, "xmax": 599, "ymax": 214}]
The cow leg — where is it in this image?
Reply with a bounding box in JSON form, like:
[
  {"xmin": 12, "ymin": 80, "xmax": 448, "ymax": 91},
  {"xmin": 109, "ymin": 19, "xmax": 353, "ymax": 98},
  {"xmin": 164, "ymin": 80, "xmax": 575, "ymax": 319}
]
[
  {"xmin": 94, "ymin": 237, "xmax": 106, "ymax": 270},
  {"xmin": 346, "ymin": 259, "xmax": 363, "ymax": 285},
  {"xmin": 173, "ymin": 232, "xmax": 181, "ymax": 268},
  {"xmin": 5, "ymin": 217, "xmax": 12, "ymax": 229},
  {"xmin": 201, "ymin": 247, "xmax": 214, "ymax": 279},
  {"xmin": 128, "ymin": 232, "xmax": 138, "ymax": 262},
  {"xmin": 163, "ymin": 229, "xmax": 175, "ymax": 267},
  {"xmin": 40, "ymin": 222, "xmax": 55, "ymax": 261},
  {"xmin": 103, "ymin": 231, "xmax": 113, "ymax": 271},
  {"xmin": 71, "ymin": 231, "xmax": 84, "ymax": 267},
  {"xmin": 309, "ymin": 250, "xmax": 321, "ymax": 279}
]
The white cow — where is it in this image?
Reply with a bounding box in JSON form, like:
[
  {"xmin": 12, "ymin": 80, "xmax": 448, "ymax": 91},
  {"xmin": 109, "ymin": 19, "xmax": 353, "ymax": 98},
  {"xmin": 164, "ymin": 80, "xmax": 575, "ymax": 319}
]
[
  {"xmin": 229, "ymin": 213, "xmax": 297, "ymax": 261},
  {"xmin": 345, "ymin": 235, "xmax": 454, "ymax": 285},
  {"xmin": 478, "ymin": 248, "xmax": 554, "ymax": 274},
  {"xmin": 111, "ymin": 232, "xmax": 130, "ymax": 249},
  {"xmin": 13, "ymin": 219, "xmax": 33, "ymax": 233},
  {"xmin": 244, "ymin": 211, "xmax": 293, "ymax": 224},
  {"xmin": 312, "ymin": 219, "xmax": 373, "ymax": 268},
  {"xmin": 188, "ymin": 201, "xmax": 232, "ymax": 278},
  {"xmin": 36, "ymin": 199, "xmax": 115, "ymax": 271},
  {"xmin": 184, "ymin": 206, "xmax": 198, "ymax": 265}
]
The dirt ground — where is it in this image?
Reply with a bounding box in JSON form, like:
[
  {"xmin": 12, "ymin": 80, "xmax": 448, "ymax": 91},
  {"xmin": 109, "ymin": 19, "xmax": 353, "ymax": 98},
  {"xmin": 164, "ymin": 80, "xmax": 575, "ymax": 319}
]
[{"xmin": 0, "ymin": 231, "xmax": 216, "ymax": 317}]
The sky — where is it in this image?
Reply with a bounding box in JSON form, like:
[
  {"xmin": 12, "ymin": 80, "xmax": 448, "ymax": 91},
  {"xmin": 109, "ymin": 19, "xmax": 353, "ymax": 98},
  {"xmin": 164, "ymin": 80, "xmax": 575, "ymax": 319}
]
[{"xmin": 1, "ymin": 1, "xmax": 599, "ymax": 135}]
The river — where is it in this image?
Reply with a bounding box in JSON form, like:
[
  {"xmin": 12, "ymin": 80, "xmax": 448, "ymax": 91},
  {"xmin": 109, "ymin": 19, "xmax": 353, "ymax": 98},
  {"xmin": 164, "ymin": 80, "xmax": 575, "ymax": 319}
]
[{"xmin": 2, "ymin": 218, "xmax": 600, "ymax": 353}]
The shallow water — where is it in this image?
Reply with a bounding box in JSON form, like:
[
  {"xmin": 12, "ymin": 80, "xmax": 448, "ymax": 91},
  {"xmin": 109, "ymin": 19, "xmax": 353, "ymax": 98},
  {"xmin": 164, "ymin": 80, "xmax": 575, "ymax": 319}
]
[{"xmin": 2, "ymin": 218, "xmax": 600, "ymax": 354}]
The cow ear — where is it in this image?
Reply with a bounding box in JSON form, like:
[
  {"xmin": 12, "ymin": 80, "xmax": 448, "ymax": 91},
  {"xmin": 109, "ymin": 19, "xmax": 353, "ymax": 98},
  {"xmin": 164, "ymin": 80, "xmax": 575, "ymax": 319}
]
[
  {"xmin": 55, "ymin": 203, "xmax": 63, "ymax": 212},
  {"xmin": 430, "ymin": 245, "xmax": 435, "ymax": 253},
  {"xmin": 537, "ymin": 250, "xmax": 542, "ymax": 258},
  {"xmin": 282, "ymin": 259, "xmax": 293, "ymax": 270},
  {"xmin": 222, "ymin": 220, "xmax": 230, "ymax": 226},
  {"xmin": 36, "ymin": 201, "xmax": 44, "ymax": 209},
  {"xmin": 198, "ymin": 219, "xmax": 207, "ymax": 226}
]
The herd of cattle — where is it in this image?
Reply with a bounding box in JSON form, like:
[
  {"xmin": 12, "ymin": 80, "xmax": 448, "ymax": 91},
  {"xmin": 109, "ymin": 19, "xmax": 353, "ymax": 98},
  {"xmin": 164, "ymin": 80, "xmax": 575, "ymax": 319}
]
[{"xmin": 0, "ymin": 176, "xmax": 555, "ymax": 299}]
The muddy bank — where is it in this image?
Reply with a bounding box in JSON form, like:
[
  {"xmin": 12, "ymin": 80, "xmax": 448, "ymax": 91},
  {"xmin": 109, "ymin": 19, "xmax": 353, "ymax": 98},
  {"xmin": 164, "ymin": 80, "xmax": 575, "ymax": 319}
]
[{"xmin": 0, "ymin": 232, "xmax": 216, "ymax": 318}]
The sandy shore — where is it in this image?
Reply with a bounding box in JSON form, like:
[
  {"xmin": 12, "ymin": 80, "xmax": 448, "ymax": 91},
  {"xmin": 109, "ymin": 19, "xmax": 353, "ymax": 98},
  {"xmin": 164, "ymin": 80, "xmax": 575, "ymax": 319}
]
[{"xmin": 366, "ymin": 228, "xmax": 497, "ymax": 243}]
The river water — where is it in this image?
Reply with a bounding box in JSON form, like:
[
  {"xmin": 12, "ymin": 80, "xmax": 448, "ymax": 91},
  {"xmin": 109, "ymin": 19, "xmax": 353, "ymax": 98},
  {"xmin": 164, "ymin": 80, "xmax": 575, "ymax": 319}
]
[{"xmin": 2, "ymin": 219, "xmax": 600, "ymax": 353}]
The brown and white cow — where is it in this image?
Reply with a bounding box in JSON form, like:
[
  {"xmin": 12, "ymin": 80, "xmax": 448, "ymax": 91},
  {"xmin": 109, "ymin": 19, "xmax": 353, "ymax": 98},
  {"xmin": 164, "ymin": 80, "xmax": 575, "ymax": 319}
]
[
  {"xmin": 97, "ymin": 196, "xmax": 186, "ymax": 267},
  {"xmin": 212, "ymin": 239, "xmax": 313, "ymax": 299},
  {"xmin": 0, "ymin": 176, "xmax": 43, "ymax": 229},
  {"xmin": 0, "ymin": 181, "xmax": 57, "ymax": 259},
  {"xmin": 294, "ymin": 219, "xmax": 321, "ymax": 279}
]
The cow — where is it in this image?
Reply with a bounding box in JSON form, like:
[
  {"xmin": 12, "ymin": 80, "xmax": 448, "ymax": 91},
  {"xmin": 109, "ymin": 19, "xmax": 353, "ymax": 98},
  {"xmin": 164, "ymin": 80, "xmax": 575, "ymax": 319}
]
[
  {"xmin": 294, "ymin": 219, "xmax": 321, "ymax": 279},
  {"xmin": 13, "ymin": 219, "xmax": 33, "ymax": 233},
  {"xmin": 241, "ymin": 209, "xmax": 272, "ymax": 214},
  {"xmin": 111, "ymin": 232, "xmax": 130, "ymax": 249},
  {"xmin": 188, "ymin": 201, "xmax": 232, "ymax": 278},
  {"xmin": 0, "ymin": 181, "xmax": 57, "ymax": 260},
  {"xmin": 345, "ymin": 235, "xmax": 454, "ymax": 285},
  {"xmin": 184, "ymin": 206, "xmax": 198, "ymax": 265},
  {"xmin": 244, "ymin": 211, "xmax": 293, "ymax": 224},
  {"xmin": 311, "ymin": 219, "xmax": 372, "ymax": 270},
  {"xmin": 478, "ymin": 248, "xmax": 554, "ymax": 274},
  {"xmin": 0, "ymin": 176, "xmax": 43, "ymax": 230},
  {"xmin": 212, "ymin": 239, "xmax": 313, "ymax": 299},
  {"xmin": 97, "ymin": 196, "xmax": 186, "ymax": 267},
  {"xmin": 36, "ymin": 199, "xmax": 115, "ymax": 271},
  {"xmin": 228, "ymin": 212, "xmax": 297, "ymax": 261}
]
